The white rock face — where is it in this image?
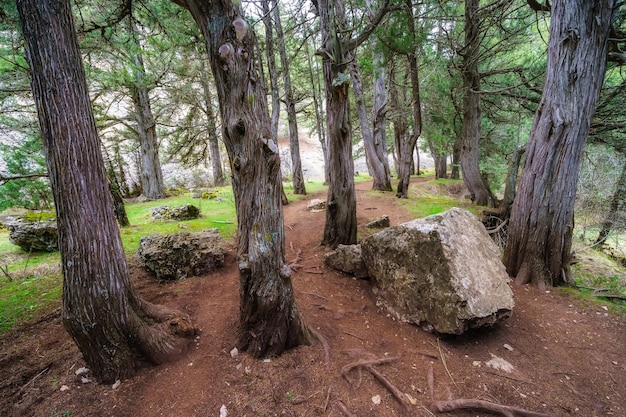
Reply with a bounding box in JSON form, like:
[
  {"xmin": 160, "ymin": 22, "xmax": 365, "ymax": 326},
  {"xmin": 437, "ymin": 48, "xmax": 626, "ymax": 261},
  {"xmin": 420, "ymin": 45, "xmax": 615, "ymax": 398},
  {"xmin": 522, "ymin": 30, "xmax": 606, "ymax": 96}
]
[{"xmin": 361, "ymin": 208, "xmax": 514, "ymax": 334}]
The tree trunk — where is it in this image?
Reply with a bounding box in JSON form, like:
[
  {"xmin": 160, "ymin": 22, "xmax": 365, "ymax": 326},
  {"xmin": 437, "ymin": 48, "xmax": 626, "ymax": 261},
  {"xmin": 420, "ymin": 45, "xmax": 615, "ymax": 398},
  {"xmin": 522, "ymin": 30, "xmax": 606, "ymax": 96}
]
[
  {"xmin": 429, "ymin": 139, "xmax": 448, "ymax": 179},
  {"xmin": 451, "ymin": 135, "xmax": 461, "ymax": 180},
  {"xmin": 349, "ymin": 53, "xmax": 392, "ymax": 191},
  {"xmin": 396, "ymin": 1, "xmax": 422, "ymax": 199},
  {"xmin": 130, "ymin": 41, "xmax": 166, "ymax": 200},
  {"xmin": 388, "ymin": 61, "xmax": 406, "ymax": 181},
  {"xmin": 17, "ymin": 0, "xmax": 196, "ymax": 383},
  {"xmin": 304, "ymin": 32, "xmax": 329, "ymax": 185},
  {"xmin": 317, "ymin": 0, "xmax": 358, "ymax": 248},
  {"xmin": 198, "ymin": 54, "xmax": 226, "ymax": 186},
  {"xmin": 272, "ymin": 0, "xmax": 306, "ymax": 195},
  {"xmin": 501, "ymin": 144, "xmax": 525, "ymax": 212},
  {"xmin": 182, "ymin": 0, "xmax": 311, "ymax": 355},
  {"xmin": 371, "ymin": 37, "xmax": 392, "ymax": 190},
  {"xmin": 460, "ymin": 0, "xmax": 495, "ymax": 207},
  {"xmin": 595, "ymin": 155, "xmax": 626, "ymax": 247},
  {"xmin": 503, "ymin": 0, "xmax": 614, "ymax": 288},
  {"xmin": 261, "ymin": 0, "xmax": 280, "ymax": 139}
]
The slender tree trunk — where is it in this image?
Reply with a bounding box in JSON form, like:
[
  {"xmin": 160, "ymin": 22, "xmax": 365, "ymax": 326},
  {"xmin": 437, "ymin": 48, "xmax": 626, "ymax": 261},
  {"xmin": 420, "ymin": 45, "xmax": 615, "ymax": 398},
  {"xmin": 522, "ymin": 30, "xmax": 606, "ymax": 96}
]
[
  {"xmin": 349, "ymin": 54, "xmax": 392, "ymax": 191},
  {"xmin": 429, "ymin": 139, "xmax": 448, "ymax": 179},
  {"xmin": 130, "ymin": 39, "xmax": 166, "ymax": 200},
  {"xmin": 261, "ymin": 0, "xmax": 280, "ymax": 138},
  {"xmin": 389, "ymin": 62, "xmax": 406, "ymax": 180},
  {"xmin": 304, "ymin": 32, "xmax": 329, "ymax": 184},
  {"xmin": 198, "ymin": 54, "xmax": 226, "ymax": 186},
  {"xmin": 595, "ymin": 155, "xmax": 626, "ymax": 247},
  {"xmin": 396, "ymin": 1, "xmax": 422, "ymax": 199},
  {"xmin": 17, "ymin": 0, "xmax": 196, "ymax": 383},
  {"xmin": 503, "ymin": 0, "xmax": 614, "ymax": 288},
  {"xmin": 451, "ymin": 135, "xmax": 461, "ymax": 180},
  {"xmin": 501, "ymin": 144, "xmax": 525, "ymax": 212},
  {"xmin": 273, "ymin": 0, "xmax": 306, "ymax": 195},
  {"xmin": 182, "ymin": 0, "xmax": 311, "ymax": 355},
  {"xmin": 371, "ymin": 39, "xmax": 392, "ymax": 190},
  {"xmin": 459, "ymin": 0, "xmax": 495, "ymax": 207}
]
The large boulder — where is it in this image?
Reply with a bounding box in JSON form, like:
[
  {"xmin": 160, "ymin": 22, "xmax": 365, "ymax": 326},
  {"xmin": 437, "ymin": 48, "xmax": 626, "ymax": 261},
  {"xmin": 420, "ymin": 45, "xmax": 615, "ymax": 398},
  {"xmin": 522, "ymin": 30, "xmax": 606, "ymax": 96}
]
[
  {"xmin": 324, "ymin": 244, "xmax": 369, "ymax": 278},
  {"xmin": 150, "ymin": 204, "xmax": 201, "ymax": 221},
  {"xmin": 137, "ymin": 229, "xmax": 225, "ymax": 280},
  {"xmin": 361, "ymin": 208, "xmax": 514, "ymax": 335},
  {"xmin": 2, "ymin": 217, "xmax": 58, "ymax": 252}
]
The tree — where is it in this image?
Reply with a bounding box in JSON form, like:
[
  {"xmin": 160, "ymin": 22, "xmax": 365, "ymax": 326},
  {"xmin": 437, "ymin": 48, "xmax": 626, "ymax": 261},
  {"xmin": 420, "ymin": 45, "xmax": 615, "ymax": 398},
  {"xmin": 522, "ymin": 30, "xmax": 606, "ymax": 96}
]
[
  {"xmin": 315, "ymin": 0, "xmax": 389, "ymax": 248},
  {"xmin": 16, "ymin": 0, "xmax": 196, "ymax": 383},
  {"xmin": 503, "ymin": 0, "xmax": 615, "ymax": 288},
  {"xmin": 176, "ymin": 0, "xmax": 311, "ymax": 356}
]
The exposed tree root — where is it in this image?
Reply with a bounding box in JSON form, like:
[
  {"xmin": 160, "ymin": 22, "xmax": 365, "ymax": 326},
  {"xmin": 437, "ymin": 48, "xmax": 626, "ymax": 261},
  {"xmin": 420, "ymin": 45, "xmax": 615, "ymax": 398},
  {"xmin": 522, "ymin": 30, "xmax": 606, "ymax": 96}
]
[
  {"xmin": 309, "ymin": 326, "xmax": 331, "ymax": 367},
  {"xmin": 428, "ymin": 359, "xmax": 556, "ymax": 417},
  {"xmin": 341, "ymin": 356, "xmax": 410, "ymax": 411},
  {"xmin": 288, "ymin": 242, "xmax": 303, "ymax": 271},
  {"xmin": 337, "ymin": 399, "xmax": 358, "ymax": 417},
  {"xmin": 433, "ymin": 399, "xmax": 557, "ymax": 417}
]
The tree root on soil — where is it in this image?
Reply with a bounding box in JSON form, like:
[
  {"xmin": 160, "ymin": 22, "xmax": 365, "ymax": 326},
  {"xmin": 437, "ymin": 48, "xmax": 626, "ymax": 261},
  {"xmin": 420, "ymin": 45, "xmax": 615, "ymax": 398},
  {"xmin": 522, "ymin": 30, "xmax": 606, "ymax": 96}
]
[
  {"xmin": 309, "ymin": 326, "xmax": 331, "ymax": 367},
  {"xmin": 428, "ymin": 360, "xmax": 556, "ymax": 417},
  {"xmin": 341, "ymin": 356, "xmax": 411, "ymax": 412}
]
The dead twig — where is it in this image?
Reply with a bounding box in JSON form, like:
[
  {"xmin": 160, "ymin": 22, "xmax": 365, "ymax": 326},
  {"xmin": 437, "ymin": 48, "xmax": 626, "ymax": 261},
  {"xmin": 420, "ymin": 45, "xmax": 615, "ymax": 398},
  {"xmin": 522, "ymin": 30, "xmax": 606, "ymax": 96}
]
[
  {"xmin": 437, "ymin": 338, "xmax": 457, "ymax": 387},
  {"xmin": 19, "ymin": 366, "xmax": 49, "ymax": 393},
  {"xmin": 320, "ymin": 386, "xmax": 331, "ymax": 412},
  {"xmin": 342, "ymin": 331, "xmax": 365, "ymax": 341},
  {"xmin": 433, "ymin": 398, "xmax": 557, "ymax": 417},
  {"xmin": 341, "ymin": 356, "xmax": 400, "ymax": 376},
  {"xmin": 414, "ymin": 349, "xmax": 439, "ymax": 360},
  {"xmin": 337, "ymin": 399, "xmax": 358, "ymax": 417},
  {"xmin": 428, "ymin": 363, "xmax": 435, "ymax": 402}
]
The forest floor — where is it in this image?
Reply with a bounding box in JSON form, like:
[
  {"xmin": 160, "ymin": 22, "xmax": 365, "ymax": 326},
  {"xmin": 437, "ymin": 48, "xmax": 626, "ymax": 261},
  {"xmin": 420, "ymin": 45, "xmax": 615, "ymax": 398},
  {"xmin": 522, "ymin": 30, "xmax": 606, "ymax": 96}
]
[{"xmin": 1, "ymin": 178, "xmax": 625, "ymax": 417}]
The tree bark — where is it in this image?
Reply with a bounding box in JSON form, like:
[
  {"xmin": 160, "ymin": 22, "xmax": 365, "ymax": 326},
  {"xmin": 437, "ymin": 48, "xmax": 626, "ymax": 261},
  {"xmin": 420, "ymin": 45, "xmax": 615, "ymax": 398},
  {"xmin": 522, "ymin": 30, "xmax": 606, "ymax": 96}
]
[
  {"xmin": 370, "ymin": 35, "xmax": 392, "ymax": 190},
  {"xmin": 130, "ymin": 38, "xmax": 166, "ymax": 200},
  {"xmin": 261, "ymin": 0, "xmax": 280, "ymax": 139},
  {"xmin": 317, "ymin": 0, "xmax": 358, "ymax": 248},
  {"xmin": 272, "ymin": 0, "xmax": 306, "ymax": 195},
  {"xmin": 396, "ymin": 0, "xmax": 422, "ymax": 199},
  {"xmin": 17, "ymin": 0, "xmax": 196, "ymax": 383},
  {"xmin": 460, "ymin": 0, "xmax": 496, "ymax": 207},
  {"xmin": 594, "ymin": 155, "xmax": 626, "ymax": 247},
  {"xmin": 198, "ymin": 54, "xmax": 226, "ymax": 186},
  {"xmin": 181, "ymin": 0, "xmax": 311, "ymax": 355},
  {"xmin": 503, "ymin": 0, "xmax": 614, "ymax": 288}
]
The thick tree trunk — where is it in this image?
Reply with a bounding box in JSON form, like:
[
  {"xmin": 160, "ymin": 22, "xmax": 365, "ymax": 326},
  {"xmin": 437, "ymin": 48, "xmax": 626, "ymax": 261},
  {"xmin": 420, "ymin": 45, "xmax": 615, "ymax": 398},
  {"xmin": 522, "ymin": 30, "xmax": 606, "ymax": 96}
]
[
  {"xmin": 460, "ymin": 0, "xmax": 495, "ymax": 207},
  {"xmin": 595, "ymin": 156, "xmax": 626, "ymax": 247},
  {"xmin": 349, "ymin": 54, "xmax": 392, "ymax": 191},
  {"xmin": 273, "ymin": 0, "xmax": 306, "ymax": 195},
  {"xmin": 130, "ymin": 46, "xmax": 166, "ymax": 200},
  {"xmin": 199, "ymin": 55, "xmax": 226, "ymax": 186},
  {"xmin": 317, "ymin": 0, "xmax": 357, "ymax": 248},
  {"xmin": 17, "ymin": 0, "xmax": 195, "ymax": 383},
  {"xmin": 396, "ymin": 2, "xmax": 422, "ymax": 199},
  {"xmin": 503, "ymin": 0, "xmax": 614, "ymax": 288},
  {"xmin": 182, "ymin": 0, "xmax": 311, "ymax": 355}
]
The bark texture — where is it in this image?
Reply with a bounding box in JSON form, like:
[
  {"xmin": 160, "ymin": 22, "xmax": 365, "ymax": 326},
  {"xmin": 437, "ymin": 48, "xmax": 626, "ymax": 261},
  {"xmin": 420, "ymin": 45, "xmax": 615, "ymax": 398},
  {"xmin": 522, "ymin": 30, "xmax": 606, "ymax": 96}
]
[
  {"xmin": 460, "ymin": 0, "xmax": 495, "ymax": 207},
  {"xmin": 130, "ymin": 46, "xmax": 166, "ymax": 200},
  {"xmin": 182, "ymin": 0, "xmax": 311, "ymax": 355},
  {"xmin": 17, "ymin": 0, "xmax": 195, "ymax": 383},
  {"xmin": 595, "ymin": 156, "xmax": 626, "ymax": 247},
  {"xmin": 503, "ymin": 0, "xmax": 614, "ymax": 288},
  {"xmin": 199, "ymin": 55, "xmax": 226, "ymax": 186}
]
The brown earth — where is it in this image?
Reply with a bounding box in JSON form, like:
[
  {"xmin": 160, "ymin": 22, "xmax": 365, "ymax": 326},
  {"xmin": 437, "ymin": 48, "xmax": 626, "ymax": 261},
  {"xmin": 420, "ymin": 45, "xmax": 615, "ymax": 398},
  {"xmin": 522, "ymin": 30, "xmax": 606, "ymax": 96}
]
[{"xmin": 1, "ymin": 179, "xmax": 625, "ymax": 417}]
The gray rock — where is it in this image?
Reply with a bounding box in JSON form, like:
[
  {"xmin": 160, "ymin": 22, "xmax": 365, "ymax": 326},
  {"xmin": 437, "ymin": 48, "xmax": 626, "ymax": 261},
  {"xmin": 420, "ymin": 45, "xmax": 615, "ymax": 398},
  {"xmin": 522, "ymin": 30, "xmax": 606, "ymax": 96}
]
[
  {"xmin": 361, "ymin": 208, "xmax": 514, "ymax": 335},
  {"xmin": 324, "ymin": 244, "xmax": 369, "ymax": 278},
  {"xmin": 137, "ymin": 229, "xmax": 225, "ymax": 280},
  {"xmin": 306, "ymin": 199, "xmax": 326, "ymax": 211},
  {"xmin": 150, "ymin": 204, "xmax": 201, "ymax": 221},
  {"xmin": 366, "ymin": 215, "xmax": 390, "ymax": 229},
  {"xmin": 2, "ymin": 217, "xmax": 58, "ymax": 252}
]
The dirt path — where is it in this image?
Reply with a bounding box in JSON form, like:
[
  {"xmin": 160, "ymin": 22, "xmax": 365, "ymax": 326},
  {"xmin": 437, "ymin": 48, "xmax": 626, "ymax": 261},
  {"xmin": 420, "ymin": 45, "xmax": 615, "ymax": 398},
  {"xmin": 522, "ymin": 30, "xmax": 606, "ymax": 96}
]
[{"xmin": 2, "ymin": 180, "xmax": 625, "ymax": 417}]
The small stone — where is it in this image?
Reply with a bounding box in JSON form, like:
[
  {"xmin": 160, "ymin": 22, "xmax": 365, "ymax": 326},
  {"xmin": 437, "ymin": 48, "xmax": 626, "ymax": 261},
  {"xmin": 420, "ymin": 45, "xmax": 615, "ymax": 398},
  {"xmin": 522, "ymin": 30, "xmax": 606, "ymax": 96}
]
[
  {"xmin": 371, "ymin": 394, "xmax": 381, "ymax": 405},
  {"xmin": 503, "ymin": 343, "xmax": 514, "ymax": 351},
  {"xmin": 220, "ymin": 404, "xmax": 228, "ymax": 417},
  {"xmin": 60, "ymin": 385, "xmax": 70, "ymax": 391},
  {"xmin": 112, "ymin": 380, "xmax": 121, "ymax": 390},
  {"xmin": 263, "ymin": 359, "xmax": 271, "ymax": 363},
  {"xmin": 74, "ymin": 367, "xmax": 89, "ymax": 376},
  {"xmin": 230, "ymin": 347, "xmax": 238, "ymax": 358},
  {"xmin": 81, "ymin": 376, "xmax": 91, "ymax": 384}
]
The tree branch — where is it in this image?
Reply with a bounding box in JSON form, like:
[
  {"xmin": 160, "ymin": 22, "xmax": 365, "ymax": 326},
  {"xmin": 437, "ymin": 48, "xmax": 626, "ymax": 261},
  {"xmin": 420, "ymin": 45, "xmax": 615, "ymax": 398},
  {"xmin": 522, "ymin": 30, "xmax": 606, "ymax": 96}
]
[
  {"xmin": 346, "ymin": 0, "xmax": 391, "ymax": 52},
  {"xmin": 0, "ymin": 172, "xmax": 48, "ymax": 185},
  {"xmin": 526, "ymin": 0, "xmax": 551, "ymax": 12}
]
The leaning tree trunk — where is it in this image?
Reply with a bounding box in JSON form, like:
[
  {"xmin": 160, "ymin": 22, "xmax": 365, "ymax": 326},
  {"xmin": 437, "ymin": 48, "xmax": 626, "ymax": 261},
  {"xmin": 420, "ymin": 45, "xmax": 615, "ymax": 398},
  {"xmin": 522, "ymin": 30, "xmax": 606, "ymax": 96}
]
[
  {"xmin": 503, "ymin": 0, "xmax": 614, "ymax": 288},
  {"xmin": 595, "ymin": 155, "xmax": 626, "ymax": 247},
  {"xmin": 349, "ymin": 54, "xmax": 392, "ymax": 191},
  {"xmin": 273, "ymin": 0, "xmax": 306, "ymax": 195},
  {"xmin": 130, "ymin": 41, "xmax": 166, "ymax": 200},
  {"xmin": 459, "ymin": 0, "xmax": 495, "ymax": 207},
  {"xmin": 181, "ymin": 0, "xmax": 311, "ymax": 355},
  {"xmin": 17, "ymin": 0, "xmax": 196, "ymax": 383}
]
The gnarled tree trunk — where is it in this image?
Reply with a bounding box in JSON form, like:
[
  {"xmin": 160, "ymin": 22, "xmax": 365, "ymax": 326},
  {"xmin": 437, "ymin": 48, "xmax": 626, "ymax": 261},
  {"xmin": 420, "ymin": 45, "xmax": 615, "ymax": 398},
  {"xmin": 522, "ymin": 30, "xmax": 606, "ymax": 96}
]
[
  {"xmin": 17, "ymin": 0, "xmax": 196, "ymax": 383},
  {"xmin": 503, "ymin": 0, "xmax": 614, "ymax": 288},
  {"xmin": 181, "ymin": 0, "xmax": 311, "ymax": 355}
]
